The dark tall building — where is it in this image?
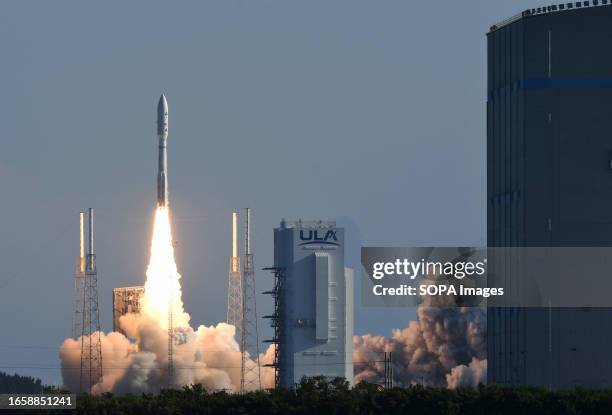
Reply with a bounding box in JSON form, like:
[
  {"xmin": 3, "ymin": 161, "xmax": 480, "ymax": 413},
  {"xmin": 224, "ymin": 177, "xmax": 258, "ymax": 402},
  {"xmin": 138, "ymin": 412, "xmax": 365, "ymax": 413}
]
[{"xmin": 488, "ymin": 2, "xmax": 612, "ymax": 388}]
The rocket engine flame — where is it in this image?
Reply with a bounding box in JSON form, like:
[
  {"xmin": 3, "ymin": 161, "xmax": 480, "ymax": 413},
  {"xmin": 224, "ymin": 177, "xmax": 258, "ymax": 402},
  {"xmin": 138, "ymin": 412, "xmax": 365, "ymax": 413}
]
[
  {"xmin": 59, "ymin": 205, "xmax": 275, "ymax": 394},
  {"xmin": 143, "ymin": 206, "xmax": 188, "ymax": 329}
]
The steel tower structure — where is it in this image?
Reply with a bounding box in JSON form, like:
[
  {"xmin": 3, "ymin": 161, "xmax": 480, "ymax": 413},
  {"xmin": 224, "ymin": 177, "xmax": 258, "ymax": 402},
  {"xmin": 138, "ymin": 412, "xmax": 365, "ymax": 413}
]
[
  {"xmin": 80, "ymin": 208, "xmax": 103, "ymax": 392},
  {"xmin": 262, "ymin": 266, "xmax": 285, "ymax": 389},
  {"xmin": 72, "ymin": 212, "xmax": 85, "ymax": 339},
  {"xmin": 227, "ymin": 212, "xmax": 243, "ymax": 336},
  {"xmin": 240, "ymin": 208, "xmax": 261, "ymax": 392}
]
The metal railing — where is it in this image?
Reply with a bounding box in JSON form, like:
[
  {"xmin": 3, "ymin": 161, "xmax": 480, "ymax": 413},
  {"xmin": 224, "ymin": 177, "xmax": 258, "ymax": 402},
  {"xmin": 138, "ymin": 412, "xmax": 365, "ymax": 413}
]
[{"xmin": 490, "ymin": 1, "xmax": 611, "ymax": 33}]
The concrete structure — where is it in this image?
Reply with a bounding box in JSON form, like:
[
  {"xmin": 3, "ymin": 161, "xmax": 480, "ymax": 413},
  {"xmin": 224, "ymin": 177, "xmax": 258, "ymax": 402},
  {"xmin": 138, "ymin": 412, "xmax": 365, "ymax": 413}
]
[
  {"xmin": 112, "ymin": 286, "xmax": 145, "ymax": 337},
  {"xmin": 487, "ymin": 2, "xmax": 612, "ymax": 388},
  {"xmin": 273, "ymin": 220, "xmax": 353, "ymax": 388}
]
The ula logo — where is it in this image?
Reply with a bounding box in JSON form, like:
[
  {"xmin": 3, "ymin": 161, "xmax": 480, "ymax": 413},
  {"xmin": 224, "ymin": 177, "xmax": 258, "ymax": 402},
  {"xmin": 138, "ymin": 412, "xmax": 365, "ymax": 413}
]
[{"xmin": 299, "ymin": 230, "xmax": 339, "ymax": 246}]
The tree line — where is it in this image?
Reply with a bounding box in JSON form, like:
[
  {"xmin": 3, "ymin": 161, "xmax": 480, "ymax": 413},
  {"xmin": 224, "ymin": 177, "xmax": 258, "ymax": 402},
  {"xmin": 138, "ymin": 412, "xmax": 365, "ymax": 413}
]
[
  {"xmin": 70, "ymin": 377, "xmax": 612, "ymax": 415},
  {"xmin": 0, "ymin": 371, "xmax": 43, "ymax": 394}
]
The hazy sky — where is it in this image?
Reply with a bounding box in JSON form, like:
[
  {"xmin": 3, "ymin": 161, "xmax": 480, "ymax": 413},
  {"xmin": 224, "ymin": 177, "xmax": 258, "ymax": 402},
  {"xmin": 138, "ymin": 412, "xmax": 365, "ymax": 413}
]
[{"xmin": 0, "ymin": 1, "xmax": 544, "ymax": 385}]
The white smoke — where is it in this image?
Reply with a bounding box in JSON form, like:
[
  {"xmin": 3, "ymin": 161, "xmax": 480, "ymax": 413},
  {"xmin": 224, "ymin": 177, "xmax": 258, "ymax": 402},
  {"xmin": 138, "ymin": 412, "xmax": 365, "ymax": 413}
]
[
  {"xmin": 446, "ymin": 357, "xmax": 487, "ymax": 389},
  {"xmin": 353, "ymin": 305, "xmax": 486, "ymax": 388},
  {"xmin": 61, "ymin": 206, "xmax": 484, "ymax": 392},
  {"xmin": 60, "ymin": 207, "xmax": 274, "ymax": 394},
  {"xmin": 59, "ymin": 315, "xmax": 275, "ymax": 394}
]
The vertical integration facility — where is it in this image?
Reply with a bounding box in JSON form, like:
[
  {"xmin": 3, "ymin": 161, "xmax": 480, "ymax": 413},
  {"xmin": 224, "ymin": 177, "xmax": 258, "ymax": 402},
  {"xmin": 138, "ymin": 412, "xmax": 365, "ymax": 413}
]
[
  {"xmin": 488, "ymin": 1, "xmax": 612, "ymax": 388},
  {"xmin": 112, "ymin": 286, "xmax": 145, "ymax": 337},
  {"xmin": 272, "ymin": 220, "xmax": 353, "ymax": 388}
]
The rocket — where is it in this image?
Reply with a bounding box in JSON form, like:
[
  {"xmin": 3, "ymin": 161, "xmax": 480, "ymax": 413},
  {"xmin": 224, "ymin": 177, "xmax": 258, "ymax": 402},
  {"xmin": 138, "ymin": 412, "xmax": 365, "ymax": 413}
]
[{"xmin": 157, "ymin": 94, "xmax": 169, "ymax": 207}]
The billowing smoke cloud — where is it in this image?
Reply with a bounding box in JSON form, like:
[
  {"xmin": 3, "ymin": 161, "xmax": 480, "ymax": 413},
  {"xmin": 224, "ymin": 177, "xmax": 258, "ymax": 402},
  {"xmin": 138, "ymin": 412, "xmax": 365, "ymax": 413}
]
[
  {"xmin": 62, "ymin": 207, "xmax": 484, "ymax": 392},
  {"xmin": 60, "ymin": 208, "xmax": 273, "ymax": 394},
  {"xmin": 353, "ymin": 305, "xmax": 486, "ymax": 388},
  {"xmin": 446, "ymin": 357, "xmax": 487, "ymax": 389},
  {"xmin": 59, "ymin": 314, "xmax": 274, "ymax": 394}
]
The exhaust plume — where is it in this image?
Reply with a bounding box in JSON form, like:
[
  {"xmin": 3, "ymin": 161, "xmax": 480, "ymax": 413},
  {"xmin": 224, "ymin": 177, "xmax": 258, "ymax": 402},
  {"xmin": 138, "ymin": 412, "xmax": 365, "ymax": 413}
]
[{"xmin": 60, "ymin": 207, "xmax": 273, "ymax": 394}]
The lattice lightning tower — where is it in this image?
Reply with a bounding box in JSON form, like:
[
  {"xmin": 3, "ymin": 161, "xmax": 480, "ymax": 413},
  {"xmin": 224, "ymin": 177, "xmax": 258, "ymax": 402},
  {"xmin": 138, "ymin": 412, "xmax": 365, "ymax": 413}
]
[
  {"xmin": 240, "ymin": 208, "xmax": 261, "ymax": 392},
  {"xmin": 80, "ymin": 208, "xmax": 103, "ymax": 393}
]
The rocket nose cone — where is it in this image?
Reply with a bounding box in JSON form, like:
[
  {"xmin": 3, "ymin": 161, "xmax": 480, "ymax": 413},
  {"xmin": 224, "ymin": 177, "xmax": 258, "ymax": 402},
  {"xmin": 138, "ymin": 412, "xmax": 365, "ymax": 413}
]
[
  {"xmin": 157, "ymin": 94, "xmax": 168, "ymax": 137},
  {"xmin": 158, "ymin": 94, "xmax": 168, "ymax": 113}
]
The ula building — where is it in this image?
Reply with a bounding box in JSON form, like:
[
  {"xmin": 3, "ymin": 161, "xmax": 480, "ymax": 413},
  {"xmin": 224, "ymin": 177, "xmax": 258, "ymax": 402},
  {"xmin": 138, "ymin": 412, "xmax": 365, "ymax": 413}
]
[
  {"xmin": 270, "ymin": 220, "xmax": 353, "ymax": 388},
  {"xmin": 488, "ymin": 1, "xmax": 612, "ymax": 388}
]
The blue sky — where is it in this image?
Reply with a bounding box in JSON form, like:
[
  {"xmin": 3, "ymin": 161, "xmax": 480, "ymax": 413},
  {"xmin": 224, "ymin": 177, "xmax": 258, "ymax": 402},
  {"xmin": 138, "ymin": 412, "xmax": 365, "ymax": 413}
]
[{"xmin": 0, "ymin": 0, "xmax": 544, "ymax": 385}]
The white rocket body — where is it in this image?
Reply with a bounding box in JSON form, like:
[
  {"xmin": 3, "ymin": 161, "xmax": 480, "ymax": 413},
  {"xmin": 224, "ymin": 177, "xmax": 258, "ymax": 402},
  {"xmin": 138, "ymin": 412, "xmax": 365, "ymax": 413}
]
[{"xmin": 157, "ymin": 94, "xmax": 169, "ymax": 207}]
